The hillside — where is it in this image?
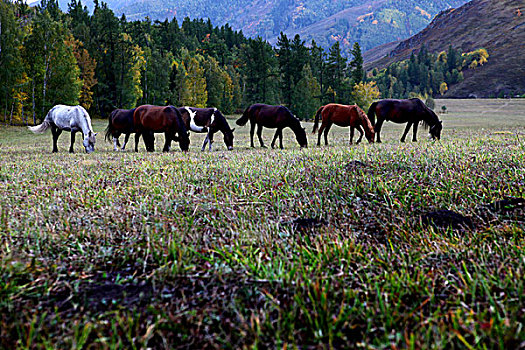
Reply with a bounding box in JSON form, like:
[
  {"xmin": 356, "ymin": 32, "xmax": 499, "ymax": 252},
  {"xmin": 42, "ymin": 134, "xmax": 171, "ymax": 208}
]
[
  {"xmin": 60, "ymin": 0, "xmax": 469, "ymax": 54},
  {"xmin": 365, "ymin": 0, "xmax": 525, "ymax": 98}
]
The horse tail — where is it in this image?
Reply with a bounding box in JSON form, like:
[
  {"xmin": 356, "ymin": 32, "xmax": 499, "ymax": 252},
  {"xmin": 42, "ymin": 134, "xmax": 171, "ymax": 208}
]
[
  {"xmin": 312, "ymin": 106, "xmax": 324, "ymax": 133},
  {"xmin": 28, "ymin": 120, "xmax": 51, "ymax": 134},
  {"xmin": 105, "ymin": 110, "xmax": 117, "ymax": 142},
  {"xmin": 235, "ymin": 108, "xmax": 250, "ymax": 126},
  {"xmin": 28, "ymin": 108, "xmax": 53, "ymax": 134},
  {"xmin": 367, "ymin": 102, "xmax": 378, "ymax": 126}
]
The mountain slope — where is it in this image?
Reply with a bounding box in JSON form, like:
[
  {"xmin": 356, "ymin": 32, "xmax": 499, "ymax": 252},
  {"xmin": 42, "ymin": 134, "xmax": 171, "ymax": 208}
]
[
  {"xmin": 65, "ymin": 0, "xmax": 469, "ymax": 53},
  {"xmin": 365, "ymin": 0, "xmax": 525, "ymax": 97}
]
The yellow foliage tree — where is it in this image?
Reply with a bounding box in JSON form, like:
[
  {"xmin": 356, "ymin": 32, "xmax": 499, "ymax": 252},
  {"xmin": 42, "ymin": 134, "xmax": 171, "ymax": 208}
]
[
  {"xmin": 352, "ymin": 81, "xmax": 380, "ymax": 111},
  {"xmin": 439, "ymin": 82, "xmax": 448, "ymax": 95}
]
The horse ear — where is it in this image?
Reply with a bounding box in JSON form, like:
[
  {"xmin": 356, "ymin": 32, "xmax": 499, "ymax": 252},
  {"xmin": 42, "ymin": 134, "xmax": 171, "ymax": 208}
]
[
  {"xmin": 231, "ymin": 128, "xmax": 236, "ymax": 133},
  {"xmin": 94, "ymin": 132, "xmax": 98, "ymax": 136},
  {"xmin": 440, "ymin": 121, "xmax": 443, "ymax": 125}
]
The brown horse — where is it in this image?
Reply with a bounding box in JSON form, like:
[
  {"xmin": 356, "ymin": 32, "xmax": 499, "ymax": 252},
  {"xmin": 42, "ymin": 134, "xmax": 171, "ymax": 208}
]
[
  {"xmin": 312, "ymin": 104, "xmax": 375, "ymax": 146},
  {"xmin": 133, "ymin": 105, "xmax": 190, "ymax": 152},
  {"xmin": 236, "ymin": 104, "xmax": 307, "ymax": 149},
  {"xmin": 367, "ymin": 98, "xmax": 442, "ymax": 143}
]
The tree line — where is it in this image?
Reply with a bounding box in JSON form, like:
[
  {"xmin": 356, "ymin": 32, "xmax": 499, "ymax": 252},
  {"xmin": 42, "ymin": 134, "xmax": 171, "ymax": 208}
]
[{"xmin": 0, "ymin": 0, "xmax": 486, "ymax": 126}]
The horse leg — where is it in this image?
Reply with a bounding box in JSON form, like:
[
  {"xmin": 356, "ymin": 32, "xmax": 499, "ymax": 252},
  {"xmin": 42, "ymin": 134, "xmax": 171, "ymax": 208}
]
[
  {"xmin": 412, "ymin": 123, "xmax": 419, "ymax": 142},
  {"xmin": 69, "ymin": 131, "xmax": 76, "ymax": 153},
  {"xmin": 355, "ymin": 125, "xmax": 364, "ymax": 144},
  {"xmin": 257, "ymin": 124, "xmax": 266, "ymax": 148},
  {"xmin": 250, "ymin": 122, "xmax": 256, "ymax": 148},
  {"xmin": 113, "ymin": 134, "xmax": 120, "ymax": 151},
  {"xmin": 208, "ymin": 132, "xmax": 215, "ymax": 151},
  {"xmin": 271, "ymin": 129, "xmax": 279, "ymax": 149},
  {"xmin": 374, "ymin": 119, "xmax": 384, "ymax": 143},
  {"xmin": 400, "ymin": 122, "xmax": 412, "ymax": 142},
  {"xmin": 279, "ymin": 129, "xmax": 283, "ymax": 149},
  {"xmin": 134, "ymin": 132, "xmax": 141, "ymax": 152},
  {"xmin": 121, "ymin": 133, "xmax": 130, "ymax": 151},
  {"xmin": 323, "ymin": 123, "xmax": 332, "ymax": 146},
  {"xmin": 317, "ymin": 124, "xmax": 325, "ymax": 146},
  {"xmin": 163, "ymin": 133, "xmax": 171, "ymax": 152},
  {"xmin": 202, "ymin": 134, "xmax": 209, "ymax": 151},
  {"xmin": 51, "ymin": 125, "xmax": 62, "ymax": 153},
  {"xmin": 349, "ymin": 127, "xmax": 354, "ymax": 144}
]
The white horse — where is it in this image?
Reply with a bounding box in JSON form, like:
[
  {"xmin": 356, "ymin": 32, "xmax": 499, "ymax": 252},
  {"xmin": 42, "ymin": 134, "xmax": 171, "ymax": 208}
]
[{"xmin": 28, "ymin": 105, "xmax": 97, "ymax": 153}]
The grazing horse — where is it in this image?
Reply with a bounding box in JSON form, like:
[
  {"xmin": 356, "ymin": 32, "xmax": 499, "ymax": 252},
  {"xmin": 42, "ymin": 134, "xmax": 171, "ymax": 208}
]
[
  {"xmin": 178, "ymin": 107, "xmax": 235, "ymax": 151},
  {"xmin": 105, "ymin": 108, "xmax": 139, "ymax": 151},
  {"xmin": 367, "ymin": 98, "xmax": 442, "ymax": 143},
  {"xmin": 236, "ymin": 104, "xmax": 307, "ymax": 149},
  {"xmin": 28, "ymin": 104, "xmax": 97, "ymax": 153},
  {"xmin": 312, "ymin": 103, "xmax": 375, "ymax": 146},
  {"xmin": 133, "ymin": 105, "xmax": 190, "ymax": 152}
]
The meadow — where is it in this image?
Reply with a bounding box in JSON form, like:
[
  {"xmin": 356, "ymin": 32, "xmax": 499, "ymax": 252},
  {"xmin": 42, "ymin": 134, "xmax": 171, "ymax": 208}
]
[{"xmin": 0, "ymin": 99, "xmax": 524, "ymax": 349}]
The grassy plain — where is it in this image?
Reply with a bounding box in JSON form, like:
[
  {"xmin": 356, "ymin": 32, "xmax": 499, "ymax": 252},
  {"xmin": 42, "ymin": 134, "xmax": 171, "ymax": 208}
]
[{"xmin": 0, "ymin": 99, "xmax": 524, "ymax": 349}]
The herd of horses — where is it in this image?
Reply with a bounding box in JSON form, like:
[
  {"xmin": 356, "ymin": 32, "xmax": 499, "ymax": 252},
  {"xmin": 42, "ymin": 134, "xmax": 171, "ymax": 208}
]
[{"xmin": 28, "ymin": 98, "xmax": 443, "ymax": 153}]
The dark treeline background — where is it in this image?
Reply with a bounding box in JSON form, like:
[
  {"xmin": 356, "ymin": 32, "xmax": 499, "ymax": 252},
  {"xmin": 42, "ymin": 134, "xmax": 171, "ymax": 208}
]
[{"xmin": 0, "ymin": 0, "xmax": 486, "ymax": 125}]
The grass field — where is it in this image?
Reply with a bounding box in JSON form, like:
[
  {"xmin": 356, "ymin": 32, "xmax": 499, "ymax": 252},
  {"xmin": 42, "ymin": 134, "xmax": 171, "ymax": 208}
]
[{"xmin": 0, "ymin": 99, "xmax": 524, "ymax": 349}]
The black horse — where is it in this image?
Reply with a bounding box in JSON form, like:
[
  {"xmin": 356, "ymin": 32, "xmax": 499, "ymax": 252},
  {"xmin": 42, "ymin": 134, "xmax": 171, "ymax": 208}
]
[
  {"xmin": 177, "ymin": 107, "xmax": 235, "ymax": 151},
  {"xmin": 105, "ymin": 108, "xmax": 140, "ymax": 151},
  {"xmin": 367, "ymin": 98, "xmax": 442, "ymax": 143},
  {"xmin": 236, "ymin": 104, "xmax": 307, "ymax": 149}
]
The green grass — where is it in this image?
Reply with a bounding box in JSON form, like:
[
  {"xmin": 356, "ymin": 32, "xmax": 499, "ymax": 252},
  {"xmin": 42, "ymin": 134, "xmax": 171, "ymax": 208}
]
[{"xmin": 0, "ymin": 99, "xmax": 524, "ymax": 349}]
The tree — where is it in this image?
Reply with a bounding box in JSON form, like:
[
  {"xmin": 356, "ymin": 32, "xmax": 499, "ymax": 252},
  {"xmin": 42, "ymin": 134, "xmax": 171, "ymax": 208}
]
[
  {"xmin": 292, "ymin": 64, "xmax": 320, "ymax": 121},
  {"xmin": 439, "ymin": 82, "xmax": 448, "ymax": 96},
  {"xmin": 68, "ymin": 37, "xmax": 97, "ymax": 110},
  {"xmin": 241, "ymin": 37, "xmax": 278, "ymax": 104},
  {"xmin": 349, "ymin": 42, "xmax": 364, "ymax": 85},
  {"xmin": 352, "ymin": 81, "xmax": 380, "ymax": 111},
  {"xmin": 0, "ymin": 0, "xmax": 27, "ymax": 122},
  {"xmin": 325, "ymin": 41, "xmax": 349, "ymax": 103},
  {"xmin": 23, "ymin": 9, "xmax": 81, "ymax": 121}
]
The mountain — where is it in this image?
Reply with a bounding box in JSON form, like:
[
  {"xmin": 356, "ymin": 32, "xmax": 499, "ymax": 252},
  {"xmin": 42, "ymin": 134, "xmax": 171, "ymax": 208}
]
[
  {"xmin": 61, "ymin": 0, "xmax": 469, "ymax": 54},
  {"xmin": 364, "ymin": 0, "xmax": 525, "ymax": 98}
]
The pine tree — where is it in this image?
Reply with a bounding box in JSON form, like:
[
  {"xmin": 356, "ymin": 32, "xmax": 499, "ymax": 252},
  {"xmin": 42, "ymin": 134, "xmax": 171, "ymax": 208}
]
[{"xmin": 349, "ymin": 42, "xmax": 364, "ymax": 85}]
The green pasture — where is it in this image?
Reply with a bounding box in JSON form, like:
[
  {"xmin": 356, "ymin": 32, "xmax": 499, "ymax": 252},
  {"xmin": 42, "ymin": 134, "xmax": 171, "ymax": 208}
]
[{"xmin": 0, "ymin": 99, "xmax": 524, "ymax": 349}]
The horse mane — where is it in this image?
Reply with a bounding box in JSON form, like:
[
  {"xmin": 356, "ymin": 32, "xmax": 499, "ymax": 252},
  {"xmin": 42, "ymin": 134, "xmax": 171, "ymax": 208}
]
[
  {"xmin": 419, "ymin": 101, "xmax": 440, "ymax": 130},
  {"xmin": 213, "ymin": 109, "xmax": 233, "ymax": 133},
  {"xmin": 354, "ymin": 105, "xmax": 375, "ymax": 138}
]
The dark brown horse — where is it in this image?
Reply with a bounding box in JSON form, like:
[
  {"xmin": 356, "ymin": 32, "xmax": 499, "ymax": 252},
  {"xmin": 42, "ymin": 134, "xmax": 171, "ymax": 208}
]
[
  {"xmin": 133, "ymin": 105, "xmax": 190, "ymax": 152},
  {"xmin": 105, "ymin": 108, "xmax": 139, "ymax": 151},
  {"xmin": 236, "ymin": 104, "xmax": 307, "ymax": 149},
  {"xmin": 367, "ymin": 98, "xmax": 442, "ymax": 143},
  {"xmin": 312, "ymin": 103, "xmax": 375, "ymax": 146},
  {"xmin": 178, "ymin": 107, "xmax": 235, "ymax": 151}
]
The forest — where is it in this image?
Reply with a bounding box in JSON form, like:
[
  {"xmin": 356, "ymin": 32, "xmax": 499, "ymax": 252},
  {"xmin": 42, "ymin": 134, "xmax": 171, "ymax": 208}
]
[{"xmin": 0, "ymin": 0, "xmax": 486, "ymax": 125}]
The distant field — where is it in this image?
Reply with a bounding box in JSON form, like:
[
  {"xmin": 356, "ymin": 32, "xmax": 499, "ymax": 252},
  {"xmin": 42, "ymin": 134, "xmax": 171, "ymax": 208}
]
[{"xmin": 0, "ymin": 99, "xmax": 524, "ymax": 348}]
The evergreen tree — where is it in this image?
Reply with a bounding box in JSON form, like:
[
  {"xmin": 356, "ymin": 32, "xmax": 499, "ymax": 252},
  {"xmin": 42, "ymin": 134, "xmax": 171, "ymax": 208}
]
[
  {"xmin": 326, "ymin": 41, "xmax": 349, "ymax": 103},
  {"xmin": 349, "ymin": 42, "xmax": 364, "ymax": 85},
  {"xmin": 291, "ymin": 64, "xmax": 320, "ymax": 121}
]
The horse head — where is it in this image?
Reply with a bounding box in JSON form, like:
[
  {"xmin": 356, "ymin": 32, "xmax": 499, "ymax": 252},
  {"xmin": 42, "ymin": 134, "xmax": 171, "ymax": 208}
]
[
  {"xmin": 83, "ymin": 131, "xmax": 97, "ymax": 153},
  {"xmin": 296, "ymin": 127, "xmax": 308, "ymax": 148},
  {"xmin": 430, "ymin": 120, "xmax": 443, "ymax": 140},
  {"xmin": 224, "ymin": 128, "xmax": 235, "ymax": 150},
  {"xmin": 179, "ymin": 132, "xmax": 190, "ymax": 152}
]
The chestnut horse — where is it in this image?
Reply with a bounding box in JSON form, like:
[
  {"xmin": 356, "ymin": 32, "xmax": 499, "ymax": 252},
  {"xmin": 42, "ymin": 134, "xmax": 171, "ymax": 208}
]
[
  {"xmin": 312, "ymin": 103, "xmax": 375, "ymax": 146},
  {"xmin": 367, "ymin": 98, "xmax": 442, "ymax": 143},
  {"xmin": 236, "ymin": 104, "xmax": 307, "ymax": 149},
  {"xmin": 133, "ymin": 105, "xmax": 190, "ymax": 152},
  {"xmin": 178, "ymin": 107, "xmax": 235, "ymax": 151}
]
